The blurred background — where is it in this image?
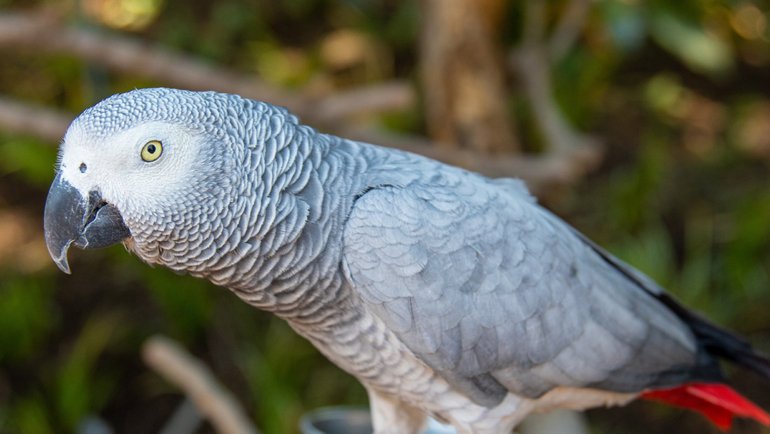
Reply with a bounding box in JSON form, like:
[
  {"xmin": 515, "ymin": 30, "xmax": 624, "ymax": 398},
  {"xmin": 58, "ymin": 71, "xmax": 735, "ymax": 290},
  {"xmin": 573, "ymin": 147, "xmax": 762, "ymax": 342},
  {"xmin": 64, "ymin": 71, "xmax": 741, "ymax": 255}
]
[{"xmin": 0, "ymin": 0, "xmax": 769, "ymax": 433}]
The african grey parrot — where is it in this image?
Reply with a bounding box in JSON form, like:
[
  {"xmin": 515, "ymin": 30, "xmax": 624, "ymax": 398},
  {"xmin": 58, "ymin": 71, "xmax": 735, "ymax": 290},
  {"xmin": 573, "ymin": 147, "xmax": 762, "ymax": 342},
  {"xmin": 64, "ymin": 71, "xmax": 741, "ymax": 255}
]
[{"xmin": 43, "ymin": 88, "xmax": 770, "ymax": 433}]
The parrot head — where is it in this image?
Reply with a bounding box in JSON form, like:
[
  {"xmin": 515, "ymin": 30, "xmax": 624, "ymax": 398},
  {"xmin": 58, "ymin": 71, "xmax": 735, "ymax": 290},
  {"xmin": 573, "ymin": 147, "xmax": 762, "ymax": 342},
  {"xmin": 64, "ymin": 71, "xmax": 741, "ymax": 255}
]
[{"xmin": 43, "ymin": 88, "xmax": 278, "ymax": 274}]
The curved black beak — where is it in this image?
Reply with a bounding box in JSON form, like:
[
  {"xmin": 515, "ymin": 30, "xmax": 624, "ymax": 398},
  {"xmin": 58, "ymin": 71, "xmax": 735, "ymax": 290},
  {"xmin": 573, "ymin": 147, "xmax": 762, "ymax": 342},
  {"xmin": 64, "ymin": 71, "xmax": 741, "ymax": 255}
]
[{"xmin": 43, "ymin": 173, "xmax": 131, "ymax": 274}]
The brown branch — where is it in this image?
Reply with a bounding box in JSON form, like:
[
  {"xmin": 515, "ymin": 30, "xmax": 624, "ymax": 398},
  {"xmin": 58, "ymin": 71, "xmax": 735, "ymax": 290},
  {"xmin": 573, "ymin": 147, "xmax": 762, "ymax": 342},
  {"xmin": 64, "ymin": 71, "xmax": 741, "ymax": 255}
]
[
  {"xmin": 510, "ymin": 47, "xmax": 599, "ymax": 154},
  {"xmin": 340, "ymin": 126, "xmax": 602, "ymax": 196},
  {"xmin": 0, "ymin": 11, "xmax": 295, "ymax": 107},
  {"xmin": 142, "ymin": 335, "xmax": 259, "ymax": 434},
  {"xmin": 0, "ymin": 96, "xmax": 71, "ymax": 142},
  {"xmin": 510, "ymin": 0, "xmax": 601, "ymax": 157},
  {"xmin": 0, "ymin": 10, "xmax": 411, "ymax": 126},
  {"xmin": 549, "ymin": 0, "xmax": 592, "ymax": 62},
  {"xmin": 311, "ymin": 80, "xmax": 414, "ymax": 125}
]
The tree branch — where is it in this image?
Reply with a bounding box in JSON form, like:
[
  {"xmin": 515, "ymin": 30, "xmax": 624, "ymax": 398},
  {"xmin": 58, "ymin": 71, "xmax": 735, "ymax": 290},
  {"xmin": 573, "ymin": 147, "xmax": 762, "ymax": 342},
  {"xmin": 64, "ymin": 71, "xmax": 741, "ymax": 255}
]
[
  {"xmin": 341, "ymin": 126, "xmax": 602, "ymax": 196},
  {"xmin": 549, "ymin": 0, "xmax": 592, "ymax": 62},
  {"xmin": 0, "ymin": 96, "xmax": 71, "ymax": 142},
  {"xmin": 0, "ymin": 8, "xmax": 603, "ymax": 196},
  {"xmin": 0, "ymin": 11, "xmax": 295, "ymax": 106},
  {"xmin": 0, "ymin": 10, "xmax": 412, "ymax": 126},
  {"xmin": 142, "ymin": 335, "xmax": 259, "ymax": 434},
  {"xmin": 311, "ymin": 80, "xmax": 414, "ymax": 125},
  {"xmin": 510, "ymin": 0, "xmax": 601, "ymax": 158}
]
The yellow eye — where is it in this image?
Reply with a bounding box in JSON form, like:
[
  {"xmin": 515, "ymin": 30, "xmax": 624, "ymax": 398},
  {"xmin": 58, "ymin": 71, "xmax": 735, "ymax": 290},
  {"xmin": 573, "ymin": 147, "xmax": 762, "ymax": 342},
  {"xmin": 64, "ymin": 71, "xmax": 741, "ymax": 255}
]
[{"xmin": 141, "ymin": 140, "xmax": 163, "ymax": 162}]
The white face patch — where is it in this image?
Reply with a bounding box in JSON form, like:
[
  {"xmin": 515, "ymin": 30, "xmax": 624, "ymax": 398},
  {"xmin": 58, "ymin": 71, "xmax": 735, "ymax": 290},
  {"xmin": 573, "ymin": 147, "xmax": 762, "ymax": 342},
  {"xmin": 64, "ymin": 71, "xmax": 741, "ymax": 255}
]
[{"xmin": 58, "ymin": 120, "xmax": 204, "ymax": 224}]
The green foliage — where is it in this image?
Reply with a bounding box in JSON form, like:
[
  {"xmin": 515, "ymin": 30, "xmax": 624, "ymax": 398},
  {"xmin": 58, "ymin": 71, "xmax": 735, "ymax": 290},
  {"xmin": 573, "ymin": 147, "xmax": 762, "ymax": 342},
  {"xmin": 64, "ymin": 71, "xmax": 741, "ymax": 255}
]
[
  {"xmin": 240, "ymin": 318, "xmax": 315, "ymax": 434},
  {"xmin": 142, "ymin": 267, "xmax": 213, "ymax": 343},
  {"xmin": 54, "ymin": 313, "xmax": 125, "ymax": 431},
  {"xmin": 237, "ymin": 315, "xmax": 366, "ymax": 433},
  {"xmin": 606, "ymin": 136, "xmax": 673, "ymax": 232},
  {"xmin": 650, "ymin": 10, "xmax": 733, "ymax": 76},
  {"xmin": 8, "ymin": 393, "xmax": 55, "ymax": 434},
  {"xmin": 0, "ymin": 136, "xmax": 57, "ymax": 187},
  {"xmin": 610, "ymin": 224, "xmax": 676, "ymax": 289},
  {"xmin": 250, "ymin": 40, "xmax": 316, "ymax": 87},
  {"xmin": 0, "ymin": 276, "xmax": 56, "ymax": 363}
]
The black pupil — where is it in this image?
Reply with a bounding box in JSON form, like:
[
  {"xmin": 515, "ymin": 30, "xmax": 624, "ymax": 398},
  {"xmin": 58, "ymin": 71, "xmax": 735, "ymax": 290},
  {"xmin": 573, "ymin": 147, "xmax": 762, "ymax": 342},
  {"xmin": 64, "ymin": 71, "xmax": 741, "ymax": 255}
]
[{"xmin": 147, "ymin": 143, "xmax": 157, "ymax": 154}]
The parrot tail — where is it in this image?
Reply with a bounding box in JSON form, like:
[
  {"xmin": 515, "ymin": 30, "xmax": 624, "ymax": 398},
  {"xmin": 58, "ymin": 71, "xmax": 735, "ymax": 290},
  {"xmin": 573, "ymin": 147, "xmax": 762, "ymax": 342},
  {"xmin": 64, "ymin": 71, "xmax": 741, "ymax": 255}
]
[
  {"xmin": 576, "ymin": 224, "xmax": 770, "ymax": 429},
  {"xmin": 655, "ymin": 292, "xmax": 770, "ymax": 380},
  {"xmin": 644, "ymin": 292, "xmax": 770, "ymax": 430},
  {"xmin": 642, "ymin": 383, "xmax": 770, "ymax": 431}
]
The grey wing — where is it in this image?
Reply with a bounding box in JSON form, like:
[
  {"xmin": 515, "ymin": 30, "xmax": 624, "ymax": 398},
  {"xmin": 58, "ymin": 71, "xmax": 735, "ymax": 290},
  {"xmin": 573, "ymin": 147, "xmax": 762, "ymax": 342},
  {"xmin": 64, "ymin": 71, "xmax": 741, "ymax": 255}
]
[{"xmin": 341, "ymin": 172, "xmax": 699, "ymax": 407}]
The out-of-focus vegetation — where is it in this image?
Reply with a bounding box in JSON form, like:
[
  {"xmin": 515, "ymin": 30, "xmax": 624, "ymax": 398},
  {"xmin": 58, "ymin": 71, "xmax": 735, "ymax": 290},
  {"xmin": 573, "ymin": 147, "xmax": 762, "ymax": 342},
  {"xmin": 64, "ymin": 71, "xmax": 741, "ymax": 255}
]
[{"xmin": 0, "ymin": 0, "xmax": 769, "ymax": 433}]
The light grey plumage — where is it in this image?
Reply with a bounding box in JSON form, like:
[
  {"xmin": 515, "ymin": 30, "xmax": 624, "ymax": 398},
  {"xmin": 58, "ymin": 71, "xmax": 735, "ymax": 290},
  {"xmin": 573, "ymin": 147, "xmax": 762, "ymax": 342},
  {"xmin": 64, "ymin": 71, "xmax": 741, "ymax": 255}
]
[{"xmin": 43, "ymin": 88, "xmax": 770, "ymax": 434}]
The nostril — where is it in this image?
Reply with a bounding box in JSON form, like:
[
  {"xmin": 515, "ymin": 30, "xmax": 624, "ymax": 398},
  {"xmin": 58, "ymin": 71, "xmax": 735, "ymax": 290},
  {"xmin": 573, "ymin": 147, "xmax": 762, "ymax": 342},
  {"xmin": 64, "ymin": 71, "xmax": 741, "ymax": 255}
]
[{"xmin": 79, "ymin": 162, "xmax": 87, "ymax": 173}]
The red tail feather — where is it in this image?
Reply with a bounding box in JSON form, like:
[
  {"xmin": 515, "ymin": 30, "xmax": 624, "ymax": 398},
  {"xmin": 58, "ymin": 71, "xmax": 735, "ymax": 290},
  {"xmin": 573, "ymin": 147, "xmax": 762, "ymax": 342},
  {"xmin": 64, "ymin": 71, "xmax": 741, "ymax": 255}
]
[{"xmin": 642, "ymin": 383, "xmax": 770, "ymax": 431}]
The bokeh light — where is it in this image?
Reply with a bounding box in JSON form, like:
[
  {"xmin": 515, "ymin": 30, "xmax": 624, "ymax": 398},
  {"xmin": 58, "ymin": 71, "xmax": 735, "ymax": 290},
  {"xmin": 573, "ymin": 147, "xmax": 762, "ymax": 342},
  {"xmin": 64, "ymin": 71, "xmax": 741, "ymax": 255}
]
[{"xmin": 82, "ymin": 0, "xmax": 163, "ymax": 31}]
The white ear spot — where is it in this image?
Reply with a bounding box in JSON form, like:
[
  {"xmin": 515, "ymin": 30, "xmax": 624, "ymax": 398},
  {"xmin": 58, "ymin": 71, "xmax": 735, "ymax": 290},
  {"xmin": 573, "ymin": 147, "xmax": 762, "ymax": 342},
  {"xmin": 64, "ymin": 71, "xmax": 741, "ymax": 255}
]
[{"xmin": 79, "ymin": 162, "xmax": 87, "ymax": 173}]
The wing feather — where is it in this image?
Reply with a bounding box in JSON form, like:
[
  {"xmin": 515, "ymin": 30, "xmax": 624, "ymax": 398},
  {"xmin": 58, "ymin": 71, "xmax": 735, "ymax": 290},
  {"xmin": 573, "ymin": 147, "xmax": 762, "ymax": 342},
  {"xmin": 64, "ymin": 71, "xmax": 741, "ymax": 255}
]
[{"xmin": 342, "ymin": 171, "xmax": 699, "ymax": 405}]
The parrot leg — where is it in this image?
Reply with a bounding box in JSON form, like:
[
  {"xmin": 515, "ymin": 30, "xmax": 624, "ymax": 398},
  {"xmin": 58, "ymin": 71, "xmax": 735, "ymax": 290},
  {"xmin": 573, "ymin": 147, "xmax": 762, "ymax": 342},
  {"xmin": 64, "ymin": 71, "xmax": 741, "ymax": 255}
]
[{"xmin": 367, "ymin": 387, "xmax": 427, "ymax": 434}]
